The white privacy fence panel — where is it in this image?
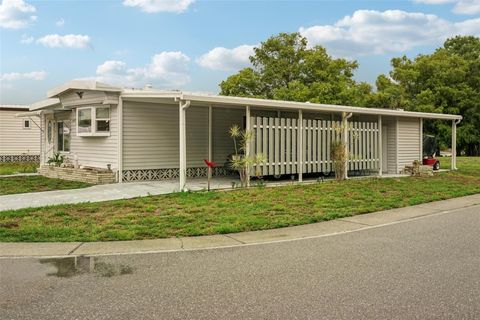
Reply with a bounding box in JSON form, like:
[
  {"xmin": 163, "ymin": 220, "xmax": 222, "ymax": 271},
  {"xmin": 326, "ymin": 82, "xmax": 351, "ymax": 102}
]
[{"xmin": 250, "ymin": 117, "xmax": 379, "ymax": 176}]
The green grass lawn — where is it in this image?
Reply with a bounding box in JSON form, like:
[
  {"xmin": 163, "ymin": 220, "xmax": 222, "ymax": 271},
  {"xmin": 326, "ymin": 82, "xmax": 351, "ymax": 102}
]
[
  {"xmin": 0, "ymin": 157, "xmax": 479, "ymax": 242},
  {"xmin": 0, "ymin": 162, "xmax": 38, "ymax": 175},
  {"xmin": 0, "ymin": 176, "xmax": 91, "ymax": 196}
]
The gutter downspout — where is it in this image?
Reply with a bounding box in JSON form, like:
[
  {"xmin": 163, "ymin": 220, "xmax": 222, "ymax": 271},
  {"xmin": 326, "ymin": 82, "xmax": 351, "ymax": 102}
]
[
  {"xmin": 343, "ymin": 112, "xmax": 353, "ymax": 180},
  {"xmin": 118, "ymin": 96, "xmax": 123, "ymax": 183},
  {"xmin": 179, "ymin": 100, "xmax": 191, "ymax": 191},
  {"xmin": 452, "ymin": 119, "xmax": 462, "ymax": 171}
]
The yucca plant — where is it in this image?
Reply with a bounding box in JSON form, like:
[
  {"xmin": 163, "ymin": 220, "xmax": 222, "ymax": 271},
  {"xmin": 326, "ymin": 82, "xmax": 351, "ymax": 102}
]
[
  {"xmin": 330, "ymin": 140, "xmax": 347, "ymax": 180},
  {"xmin": 229, "ymin": 124, "xmax": 266, "ymax": 187}
]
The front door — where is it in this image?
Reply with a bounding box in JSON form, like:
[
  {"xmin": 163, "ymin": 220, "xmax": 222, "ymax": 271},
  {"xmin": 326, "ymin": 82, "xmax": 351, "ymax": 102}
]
[{"xmin": 45, "ymin": 116, "xmax": 55, "ymax": 162}]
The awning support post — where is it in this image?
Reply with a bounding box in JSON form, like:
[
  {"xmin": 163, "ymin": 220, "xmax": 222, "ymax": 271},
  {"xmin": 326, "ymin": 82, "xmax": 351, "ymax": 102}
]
[
  {"xmin": 179, "ymin": 100, "xmax": 191, "ymax": 191},
  {"xmin": 378, "ymin": 115, "xmax": 383, "ymax": 176},
  {"xmin": 451, "ymin": 119, "xmax": 461, "ymax": 170},
  {"xmin": 208, "ymin": 105, "xmax": 213, "ymax": 190}
]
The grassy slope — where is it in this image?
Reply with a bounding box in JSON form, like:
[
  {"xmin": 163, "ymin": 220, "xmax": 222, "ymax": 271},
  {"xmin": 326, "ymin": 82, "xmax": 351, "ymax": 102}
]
[
  {"xmin": 0, "ymin": 176, "xmax": 91, "ymax": 196},
  {"xmin": 0, "ymin": 162, "xmax": 38, "ymax": 175},
  {"xmin": 0, "ymin": 157, "xmax": 478, "ymax": 242}
]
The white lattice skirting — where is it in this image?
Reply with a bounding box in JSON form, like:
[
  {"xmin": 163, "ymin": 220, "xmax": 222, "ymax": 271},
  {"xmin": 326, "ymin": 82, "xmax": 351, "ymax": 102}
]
[
  {"xmin": 0, "ymin": 154, "xmax": 40, "ymax": 163},
  {"xmin": 122, "ymin": 166, "xmax": 231, "ymax": 182}
]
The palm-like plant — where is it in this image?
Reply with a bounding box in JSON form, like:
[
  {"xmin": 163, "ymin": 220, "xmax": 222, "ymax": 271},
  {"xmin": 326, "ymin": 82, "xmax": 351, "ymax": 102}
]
[{"xmin": 229, "ymin": 124, "xmax": 266, "ymax": 187}]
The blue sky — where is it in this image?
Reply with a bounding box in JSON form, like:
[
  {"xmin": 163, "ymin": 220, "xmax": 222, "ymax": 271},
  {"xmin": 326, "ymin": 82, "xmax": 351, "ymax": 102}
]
[{"xmin": 1, "ymin": 0, "xmax": 479, "ymax": 104}]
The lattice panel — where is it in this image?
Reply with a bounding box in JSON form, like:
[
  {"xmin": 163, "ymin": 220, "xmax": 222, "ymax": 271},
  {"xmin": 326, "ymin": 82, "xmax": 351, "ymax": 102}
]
[
  {"xmin": 122, "ymin": 166, "xmax": 231, "ymax": 182},
  {"xmin": 0, "ymin": 154, "xmax": 40, "ymax": 163}
]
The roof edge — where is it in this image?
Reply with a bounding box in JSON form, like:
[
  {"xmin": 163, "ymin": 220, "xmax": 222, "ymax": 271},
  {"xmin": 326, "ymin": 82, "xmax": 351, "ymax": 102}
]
[
  {"xmin": 30, "ymin": 98, "xmax": 61, "ymax": 111},
  {"xmin": 47, "ymin": 80, "xmax": 123, "ymax": 98}
]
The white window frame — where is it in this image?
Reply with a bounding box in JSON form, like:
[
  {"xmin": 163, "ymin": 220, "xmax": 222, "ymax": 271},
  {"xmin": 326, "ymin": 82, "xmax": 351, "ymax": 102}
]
[
  {"xmin": 76, "ymin": 106, "xmax": 111, "ymax": 137},
  {"xmin": 22, "ymin": 119, "xmax": 31, "ymax": 129}
]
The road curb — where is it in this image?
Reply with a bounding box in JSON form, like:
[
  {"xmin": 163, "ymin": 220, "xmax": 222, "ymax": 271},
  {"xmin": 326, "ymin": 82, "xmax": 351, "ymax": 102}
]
[{"xmin": 1, "ymin": 194, "xmax": 479, "ymax": 259}]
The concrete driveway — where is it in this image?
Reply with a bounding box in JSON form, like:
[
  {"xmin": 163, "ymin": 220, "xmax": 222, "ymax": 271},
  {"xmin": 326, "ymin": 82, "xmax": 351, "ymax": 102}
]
[
  {"xmin": 0, "ymin": 177, "xmax": 236, "ymax": 211},
  {"xmin": 1, "ymin": 204, "xmax": 479, "ymax": 319}
]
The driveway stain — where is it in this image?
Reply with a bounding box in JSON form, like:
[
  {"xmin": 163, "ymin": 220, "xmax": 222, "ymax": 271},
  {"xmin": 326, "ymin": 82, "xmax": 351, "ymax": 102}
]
[{"xmin": 40, "ymin": 256, "xmax": 134, "ymax": 278}]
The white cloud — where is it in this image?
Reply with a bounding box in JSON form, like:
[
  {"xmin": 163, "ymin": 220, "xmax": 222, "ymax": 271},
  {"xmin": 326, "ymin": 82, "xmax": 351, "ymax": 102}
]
[
  {"xmin": 96, "ymin": 60, "xmax": 128, "ymax": 75},
  {"xmin": 414, "ymin": 0, "xmax": 480, "ymax": 15},
  {"xmin": 95, "ymin": 51, "xmax": 191, "ymax": 87},
  {"xmin": 0, "ymin": 0, "xmax": 36, "ymax": 29},
  {"xmin": 197, "ymin": 45, "xmax": 256, "ymax": 71},
  {"xmin": 300, "ymin": 10, "xmax": 480, "ymax": 57},
  {"xmin": 123, "ymin": 0, "xmax": 194, "ymax": 13},
  {"xmin": 55, "ymin": 18, "xmax": 65, "ymax": 27},
  {"xmin": 0, "ymin": 71, "xmax": 46, "ymax": 81},
  {"xmin": 20, "ymin": 33, "xmax": 33, "ymax": 44},
  {"xmin": 36, "ymin": 34, "xmax": 91, "ymax": 49}
]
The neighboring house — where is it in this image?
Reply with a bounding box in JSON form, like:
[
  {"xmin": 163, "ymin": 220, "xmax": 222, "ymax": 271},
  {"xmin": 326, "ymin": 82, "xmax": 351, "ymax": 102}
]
[
  {"xmin": 0, "ymin": 105, "xmax": 41, "ymax": 162},
  {"xmin": 25, "ymin": 80, "xmax": 461, "ymax": 187}
]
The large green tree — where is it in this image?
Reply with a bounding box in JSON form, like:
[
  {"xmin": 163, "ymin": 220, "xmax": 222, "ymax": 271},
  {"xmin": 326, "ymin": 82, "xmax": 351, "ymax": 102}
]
[
  {"xmin": 220, "ymin": 32, "xmax": 372, "ymax": 106},
  {"xmin": 371, "ymin": 36, "xmax": 480, "ymax": 155}
]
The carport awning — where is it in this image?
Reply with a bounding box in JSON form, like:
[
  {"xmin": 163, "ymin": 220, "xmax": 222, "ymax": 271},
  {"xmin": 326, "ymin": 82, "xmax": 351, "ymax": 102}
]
[{"xmin": 15, "ymin": 110, "xmax": 53, "ymax": 118}]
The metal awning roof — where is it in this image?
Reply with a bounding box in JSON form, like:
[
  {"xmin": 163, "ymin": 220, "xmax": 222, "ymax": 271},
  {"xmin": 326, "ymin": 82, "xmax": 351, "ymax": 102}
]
[
  {"xmin": 32, "ymin": 81, "xmax": 462, "ymax": 121},
  {"xmin": 122, "ymin": 90, "xmax": 462, "ymax": 121}
]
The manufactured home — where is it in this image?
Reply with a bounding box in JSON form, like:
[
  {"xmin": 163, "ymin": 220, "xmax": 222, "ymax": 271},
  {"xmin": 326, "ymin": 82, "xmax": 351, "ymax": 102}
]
[
  {"xmin": 0, "ymin": 105, "xmax": 40, "ymax": 162},
  {"xmin": 22, "ymin": 80, "xmax": 461, "ymax": 188}
]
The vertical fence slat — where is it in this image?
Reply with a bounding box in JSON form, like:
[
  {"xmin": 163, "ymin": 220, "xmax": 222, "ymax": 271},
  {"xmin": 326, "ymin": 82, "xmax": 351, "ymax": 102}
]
[
  {"xmin": 362, "ymin": 122, "xmax": 367, "ymax": 170},
  {"xmin": 273, "ymin": 118, "xmax": 280, "ymax": 174},
  {"xmin": 286, "ymin": 118, "xmax": 291, "ymax": 174},
  {"xmin": 268, "ymin": 117, "xmax": 274, "ymax": 175},
  {"xmin": 348, "ymin": 123, "xmax": 353, "ymax": 171},
  {"xmin": 365, "ymin": 122, "xmax": 370, "ymax": 169},
  {"xmin": 373, "ymin": 122, "xmax": 378, "ymax": 170},
  {"xmin": 262, "ymin": 117, "xmax": 268, "ymax": 176},
  {"xmin": 280, "ymin": 118, "xmax": 285, "ymax": 175},
  {"xmin": 302, "ymin": 119, "xmax": 306, "ymax": 173},
  {"xmin": 254, "ymin": 117, "xmax": 261, "ymax": 174},
  {"xmin": 292, "ymin": 119, "xmax": 297, "ymax": 174},
  {"xmin": 306, "ymin": 119, "xmax": 311, "ymax": 173},
  {"xmin": 317, "ymin": 120, "xmax": 321, "ymax": 173},
  {"xmin": 326, "ymin": 120, "xmax": 331, "ymax": 172},
  {"xmin": 370, "ymin": 122, "xmax": 375, "ymax": 170},
  {"xmin": 321, "ymin": 121, "xmax": 326, "ymax": 172}
]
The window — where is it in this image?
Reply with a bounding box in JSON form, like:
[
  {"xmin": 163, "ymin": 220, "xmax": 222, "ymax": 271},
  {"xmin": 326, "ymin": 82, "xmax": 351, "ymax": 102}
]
[
  {"xmin": 76, "ymin": 106, "xmax": 110, "ymax": 136},
  {"xmin": 22, "ymin": 119, "xmax": 30, "ymax": 129},
  {"xmin": 47, "ymin": 121, "xmax": 53, "ymax": 143},
  {"xmin": 78, "ymin": 108, "xmax": 92, "ymax": 134},
  {"xmin": 57, "ymin": 121, "xmax": 71, "ymax": 152},
  {"xmin": 96, "ymin": 107, "xmax": 110, "ymax": 132}
]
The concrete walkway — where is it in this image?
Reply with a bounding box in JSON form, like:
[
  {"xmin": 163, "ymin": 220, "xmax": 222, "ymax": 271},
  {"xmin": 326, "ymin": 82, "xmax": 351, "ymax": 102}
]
[
  {"xmin": 0, "ymin": 173, "xmax": 39, "ymax": 178},
  {"xmin": 0, "ymin": 178, "xmax": 236, "ymax": 211},
  {"xmin": 1, "ymin": 194, "xmax": 478, "ymax": 258}
]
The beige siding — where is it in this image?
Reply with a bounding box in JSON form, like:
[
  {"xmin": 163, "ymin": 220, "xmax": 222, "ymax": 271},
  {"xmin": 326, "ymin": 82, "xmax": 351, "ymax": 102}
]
[
  {"xmin": 122, "ymin": 102, "xmax": 244, "ymax": 170},
  {"xmin": 0, "ymin": 110, "xmax": 40, "ymax": 155},
  {"xmin": 54, "ymin": 107, "xmax": 118, "ymax": 169},
  {"xmin": 123, "ymin": 101, "xmax": 179, "ymax": 169},
  {"xmin": 212, "ymin": 107, "xmax": 244, "ymax": 165},
  {"xmin": 397, "ymin": 117, "xmax": 421, "ymax": 173},
  {"xmin": 186, "ymin": 106, "xmax": 208, "ymax": 167},
  {"xmin": 384, "ymin": 117, "xmax": 397, "ymax": 174}
]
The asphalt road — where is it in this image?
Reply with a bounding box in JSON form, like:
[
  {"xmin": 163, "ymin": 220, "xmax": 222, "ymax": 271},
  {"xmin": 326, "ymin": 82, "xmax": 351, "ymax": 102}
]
[{"xmin": 1, "ymin": 205, "xmax": 479, "ymax": 320}]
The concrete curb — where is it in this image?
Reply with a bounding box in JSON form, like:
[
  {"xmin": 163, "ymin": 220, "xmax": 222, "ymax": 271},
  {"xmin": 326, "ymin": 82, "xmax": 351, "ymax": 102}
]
[{"xmin": 1, "ymin": 194, "xmax": 479, "ymax": 259}]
